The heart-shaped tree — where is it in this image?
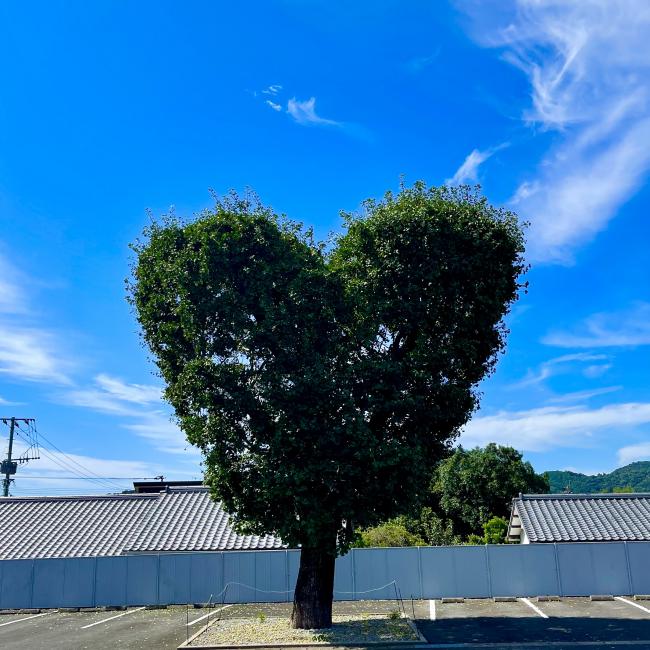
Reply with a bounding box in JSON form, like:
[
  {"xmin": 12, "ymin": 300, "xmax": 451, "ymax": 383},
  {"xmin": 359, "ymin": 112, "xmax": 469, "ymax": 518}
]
[{"xmin": 128, "ymin": 182, "xmax": 526, "ymax": 628}]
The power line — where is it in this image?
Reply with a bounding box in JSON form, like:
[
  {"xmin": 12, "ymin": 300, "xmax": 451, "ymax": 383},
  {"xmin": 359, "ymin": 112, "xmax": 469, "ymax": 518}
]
[
  {"xmin": 2, "ymin": 417, "xmax": 38, "ymax": 496},
  {"xmin": 37, "ymin": 447, "xmax": 126, "ymax": 492},
  {"xmin": 14, "ymin": 476, "xmax": 156, "ymax": 480},
  {"xmin": 21, "ymin": 423, "xmax": 128, "ymax": 491}
]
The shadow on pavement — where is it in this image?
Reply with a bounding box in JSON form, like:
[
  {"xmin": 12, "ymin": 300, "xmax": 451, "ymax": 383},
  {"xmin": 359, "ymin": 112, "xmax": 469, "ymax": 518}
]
[{"xmin": 418, "ymin": 616, "xmax": 650, "ymax": 645}]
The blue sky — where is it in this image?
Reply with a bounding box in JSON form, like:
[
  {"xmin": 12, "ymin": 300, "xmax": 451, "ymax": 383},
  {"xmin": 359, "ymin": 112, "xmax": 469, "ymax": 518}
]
[{"xmin": 1, "ymin": 0, "xmax": 649, "ymax": 495}]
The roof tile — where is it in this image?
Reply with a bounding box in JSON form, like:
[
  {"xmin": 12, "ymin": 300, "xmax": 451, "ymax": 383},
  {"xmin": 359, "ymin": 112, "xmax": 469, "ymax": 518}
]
[
  {"xmin": 0, "ymin": 488, "xmax": 283, "ymax": 559},
  {"xmin": 513, "ymin": 493, "xmax": 650, "ymax": 542}
]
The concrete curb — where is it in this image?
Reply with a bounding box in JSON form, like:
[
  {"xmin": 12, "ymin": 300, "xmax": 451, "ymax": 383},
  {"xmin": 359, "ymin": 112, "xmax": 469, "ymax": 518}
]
[{"xmin": 178, "ymin": 614, "xmax": 428, "ymax": 650}]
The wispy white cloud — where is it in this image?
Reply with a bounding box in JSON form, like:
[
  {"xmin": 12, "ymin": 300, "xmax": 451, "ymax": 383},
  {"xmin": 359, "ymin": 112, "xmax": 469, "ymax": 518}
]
[
  {"xmin": 511, "ymin": 352, "xmax": 608, "ymax": 388},
  {"xmin": 123, "ymin": 411, "xmax": 192, "ymax": 456},
  {"xmin": 287, "ymin": 97, "xmax": 341, "ymax": 127},
  {"xmin": 547, "ymin": 386, "xmax": 622, "ymax": 404},
  {"xmin": 94, "ymin": 373, "xmax": 161, "ymax": 405},
  {"xmin": 543, "ymin": 302, "xmax": 650, "ymax": 348},
  {"xmin": 447, "ymin": 143, "xmax": 508, "ymax": 185},
  {"xmin": 0, "ymin": 249, "xmax": 74, "ymax": 385},
  {"xmin": 62, "ymin": 374, "xmax": 196, "ymax": 456},
  {"xmin": 460, "ymin": 1, "xmax": 650, "ymax": 262},
  {"xmin": 582, "ymin": 363, "xmax": 612, "ymax": 378},
  {"xmin": 265, "ymin": 100, "xmax": 282, "ymax": 112},
  {"xmin": 618, "ymin": 442, "xmax": 650, "ymax": 466},
  {"xmin": 406, "ymin": 50, "xmax": 440, "ymax": 73},
  {"xmin": 512, "ymin": 117, "xmax": 650, "ymax": 262},
  {"xmin": 262, "ymin": 84, "xmax": 282, "ymax": 96},
  {"xmin": 0, "ymin": 253, "xmax": 28, "ymax": 315},
  {"xmin": 0, "ymin": 324, "xmax": 72, "ymax": 385},
  {"xmin": 461, "ymin": 401, "xmax": 650, "ymax": 452},
  {"xmin": 62, "ymin": 374, "xmax": 157, "ymax": 416}
]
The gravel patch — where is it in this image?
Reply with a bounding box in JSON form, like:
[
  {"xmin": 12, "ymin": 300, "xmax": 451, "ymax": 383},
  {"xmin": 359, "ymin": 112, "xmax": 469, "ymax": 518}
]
[{"xmin": 190, "ymin": 614, "xmax": 419, "ymax": 646}]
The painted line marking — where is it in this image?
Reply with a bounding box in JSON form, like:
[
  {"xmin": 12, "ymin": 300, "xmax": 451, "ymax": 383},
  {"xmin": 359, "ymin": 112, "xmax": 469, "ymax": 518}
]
[
  {"xmin": 416, "ymin": 641, "xmax": 650, "ymax": 648},
  {"xmin": 429, "ymin": 599, "xmax": 436, "ymax": 621},
  {"xmin": 188, "ymin": 604, "xmax": 233, "ymax": 626},
  {"xmin": 519, "ymin": 597, "xmax": 549, "ymax": 619},
  {"xmin": 615, "ymin": 596, "xmax": 650, "ymax": 615},
  {"xmin": 0, "ymin": 612, "xmax": 51, "ymax": 627},
  {"xmin": 80, "ymin": 606, "xmax": 146, "ymax": 629}
]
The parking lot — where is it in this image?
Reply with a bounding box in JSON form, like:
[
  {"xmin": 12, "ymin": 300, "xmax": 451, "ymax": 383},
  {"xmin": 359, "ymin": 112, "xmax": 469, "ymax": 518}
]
[
  {"xmin": 416, "ymin": 596, "xmax": 650, "ymax": 648},
  {"xmin": 1, "ymin": 597, "xmax": 650, "ymax": 649},
  {"xmin": 0, "ymin": 606, "xmax": 192, "ymax": 650}
]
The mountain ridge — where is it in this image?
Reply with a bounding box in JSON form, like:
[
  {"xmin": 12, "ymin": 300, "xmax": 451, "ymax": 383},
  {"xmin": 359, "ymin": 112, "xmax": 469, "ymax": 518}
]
[{"xmin": 546, "ymin": 461, "xmax": 650, "ymax": 494}]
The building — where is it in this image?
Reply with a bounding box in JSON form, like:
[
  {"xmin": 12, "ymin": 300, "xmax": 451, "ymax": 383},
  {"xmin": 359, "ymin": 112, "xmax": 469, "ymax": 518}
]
[
  {"xmin": 508, "ymin": 493, "xmax": 650, "ymax": 544},
  {"xmin": 0, "ymin": 485, "xmax": 282, "ymax": 560}
]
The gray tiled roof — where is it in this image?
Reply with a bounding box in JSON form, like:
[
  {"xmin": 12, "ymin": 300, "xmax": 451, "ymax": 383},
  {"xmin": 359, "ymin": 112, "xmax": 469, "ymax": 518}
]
[
  {"xmin": 511, "ymin": 493, "xmax": 650, "ymax": 542},
  {"xmin": 0, "ymin": 487, "xmax": 283, "ymax": 559}
]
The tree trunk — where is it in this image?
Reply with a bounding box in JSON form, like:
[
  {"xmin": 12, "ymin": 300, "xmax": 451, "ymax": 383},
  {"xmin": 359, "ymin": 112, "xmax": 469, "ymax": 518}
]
[{"xmin": 291, "ymin": 546, "xmax": 336, "ymax": 629}]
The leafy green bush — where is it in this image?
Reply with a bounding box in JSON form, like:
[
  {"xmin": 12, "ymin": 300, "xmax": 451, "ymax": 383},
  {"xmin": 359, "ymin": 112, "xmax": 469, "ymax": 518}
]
[
  {"xmin": 357, "ymin": 520, "xmax": 426, "ymax": 547},
  {"xmin": 482, "ymin": 516, "xmax": 509, "ymax": 544},
  {"xmin": 419, "ymin": 508, "xmax": 461, "ymax": 546}
]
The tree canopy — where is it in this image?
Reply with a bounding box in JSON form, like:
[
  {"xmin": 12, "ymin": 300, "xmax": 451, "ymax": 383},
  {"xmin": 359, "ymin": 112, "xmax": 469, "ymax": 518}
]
[
  {"xmin": 128, "ymin": 183, "xmax": 526, "ymax": 627},
  {"xmin": 430, "ymin": 443, "xmax": 550, "ymax": 538}
]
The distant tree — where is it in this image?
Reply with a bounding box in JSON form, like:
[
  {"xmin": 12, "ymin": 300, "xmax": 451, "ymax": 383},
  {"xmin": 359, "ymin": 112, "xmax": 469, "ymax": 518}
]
[
  {"xmin": 612, "ymin": 486, "xmax": 634, "ymax": 493},
  {"xmin": 128, "ymin": 184, "xmax": 525, "ymax": 628},
  {"xmin": 431, "ymin": 444, "xmax": 549, "ymax": 537},
  {"xmin": 418, "ymin": 508, "xmax": 462, "ymax": 546},
  {"xmin": 482, "ymin": 516, "xmax": 509, "ymax": 544},
  {"xmin": 357, "ymin": 520, "xmax": 425, "ymax": 548}
]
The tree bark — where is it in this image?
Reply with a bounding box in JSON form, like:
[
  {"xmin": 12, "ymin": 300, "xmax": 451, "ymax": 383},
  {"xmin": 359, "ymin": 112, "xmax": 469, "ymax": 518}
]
[{"xmin": 291, "ymin": 546, "xmax": 336, "ymax": 629}]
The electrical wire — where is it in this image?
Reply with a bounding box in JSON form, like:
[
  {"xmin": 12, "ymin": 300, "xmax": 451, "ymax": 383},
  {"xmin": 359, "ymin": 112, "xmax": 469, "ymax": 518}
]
[
  {"xmin": 11, "ymin": 476, "xmax": 155, "ymax": 480},
  {"xmin": 19, "ymin": 423, "xmax": 128, "ymax": 491}
]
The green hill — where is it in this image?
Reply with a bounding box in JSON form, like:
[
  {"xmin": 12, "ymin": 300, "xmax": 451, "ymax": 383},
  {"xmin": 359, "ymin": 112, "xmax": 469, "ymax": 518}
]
[{"xmin": 546, "ymin": 461, "xmax": 650, "ymax": 494}]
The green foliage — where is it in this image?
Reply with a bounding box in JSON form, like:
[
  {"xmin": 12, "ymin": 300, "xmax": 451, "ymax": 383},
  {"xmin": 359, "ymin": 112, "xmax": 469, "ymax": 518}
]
[
  {"xmin": 430, "ymin": 443, "xmax": 549, "ymax": 537},
  {"xmin": 418, "ymin": 508, "xmax": 461, "ymax": 546},
  {"xmin": 128, "ymin": 184, "xmax": 525, "ymax": 555},
  {"xmin": 256, "ymin": 612, "xmax": 267, "ymax": 623},
  {"xmin": 357, "ymin": 520, "xmax": 426, "ymax": 548},
  {"xmin": 388, "ymin": 610, "xmax": 402, "ymax": 621},
  {"xmin": 547, "ymin": 462, "xmax": 650, "ymax": 493},
  {"xmin": 612, "ymin": 485, "xmax": 634, "ymax": 493},
  {"xmin": 482, "ymin": 516, "xmax": 509, "ymax": 544}
]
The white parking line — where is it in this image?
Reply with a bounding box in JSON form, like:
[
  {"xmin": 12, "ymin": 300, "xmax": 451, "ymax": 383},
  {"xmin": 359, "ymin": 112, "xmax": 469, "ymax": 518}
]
[
  {"xmin": 188, "ymin": 604, "xmax": 233, "ymax": 626},
  {"xmin": 615, "ymin": 596, "xmax": 650, "ymax": 615},
  {"xmin": 80, "ymin": 606, "xmax": 146, "ymax": 629},
  {"xmin": 519, "ymin": 597, "xmax": 549, "ymax": 619},
  {"xmin": 0, "ymin": 612, "xmax": 51, "ymax": 627},
  {"xmin": 429, "ymin": 599, "xmax": 436, "ymax": 620}
]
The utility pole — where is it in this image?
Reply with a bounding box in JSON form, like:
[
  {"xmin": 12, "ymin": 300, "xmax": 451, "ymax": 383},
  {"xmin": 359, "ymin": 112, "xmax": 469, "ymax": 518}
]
[{"xmin": 1, "ymin": 417, "xmax": 38, "ymax": 497}]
